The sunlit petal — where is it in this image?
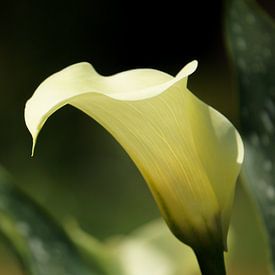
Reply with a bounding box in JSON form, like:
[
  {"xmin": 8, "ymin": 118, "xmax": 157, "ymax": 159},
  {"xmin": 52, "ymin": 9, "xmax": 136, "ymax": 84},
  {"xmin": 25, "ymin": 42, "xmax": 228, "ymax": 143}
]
[{"xmin": 25, "ymin": 61, "xmax": 243, "ymax": 250}]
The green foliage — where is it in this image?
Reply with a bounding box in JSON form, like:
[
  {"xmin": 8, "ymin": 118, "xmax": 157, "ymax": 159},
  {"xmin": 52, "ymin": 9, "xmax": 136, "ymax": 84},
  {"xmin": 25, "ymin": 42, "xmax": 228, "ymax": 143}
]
[
  {"xmin": 225, "ymin": 0, "xmax": 275, "ymax": 270},
  {"xmin": 226, "ymin": 182, "xmax": 272, "ymax": 275},
  {"xmin": 0, "ymin": 166, "xmax": 104, "ymax": 275},
  {"xmin": 1, "ymin": 1, "xmax": 275, "ymax": 274}
]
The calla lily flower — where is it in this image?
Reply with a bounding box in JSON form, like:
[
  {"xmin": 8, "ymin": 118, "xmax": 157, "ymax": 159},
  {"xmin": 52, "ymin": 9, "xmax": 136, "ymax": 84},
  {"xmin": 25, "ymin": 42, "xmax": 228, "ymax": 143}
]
[{"xmin": 24, "ymin": 61, "xmax": 244, "ymax": 254}]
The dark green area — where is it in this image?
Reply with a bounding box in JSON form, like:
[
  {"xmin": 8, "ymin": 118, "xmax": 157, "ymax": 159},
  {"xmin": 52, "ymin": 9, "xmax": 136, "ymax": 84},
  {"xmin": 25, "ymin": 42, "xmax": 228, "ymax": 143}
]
[
  {"xmin": 0, "ymin": 0, "xmax": 233, "ymax": 241},
  {"xmin": 225, "ymin": 0, "xmax": 275, "ymax": 269},
  {"xmin": 0, "ymin": 0, "xmax": 274, "ymax": 274},
  {"xmin": 0, "ymin": 167, "xmax": 102, "ymax": 275}
]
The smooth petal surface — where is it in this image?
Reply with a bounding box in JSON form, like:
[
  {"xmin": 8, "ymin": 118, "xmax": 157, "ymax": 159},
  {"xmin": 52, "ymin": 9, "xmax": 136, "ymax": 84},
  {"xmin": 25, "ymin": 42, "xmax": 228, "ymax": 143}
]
[
  {"xmin": 25, "ymin": 61, "xmax": 243, "ymax": 248},
  {"xmin": 25, "ymin": 61, "xmax": 197, "ymax": 149}
]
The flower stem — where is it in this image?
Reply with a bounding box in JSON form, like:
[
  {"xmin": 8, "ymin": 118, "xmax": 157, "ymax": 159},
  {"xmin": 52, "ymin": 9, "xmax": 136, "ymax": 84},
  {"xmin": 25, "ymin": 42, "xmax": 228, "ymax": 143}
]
[{"xmin": 194, "ymin": 245, "xmax": 226, "ymax": 275}]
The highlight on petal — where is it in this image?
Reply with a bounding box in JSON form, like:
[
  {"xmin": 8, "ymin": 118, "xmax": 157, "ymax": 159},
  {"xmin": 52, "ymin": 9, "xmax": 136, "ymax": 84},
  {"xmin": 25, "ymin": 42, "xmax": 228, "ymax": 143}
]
[
  {"xmin": 25, "ymin": 60, "xmax": 197, "ymax": 153},
  {"xmin": 24, "ymin": 60, "xmax": 243, "ymax": 251}
]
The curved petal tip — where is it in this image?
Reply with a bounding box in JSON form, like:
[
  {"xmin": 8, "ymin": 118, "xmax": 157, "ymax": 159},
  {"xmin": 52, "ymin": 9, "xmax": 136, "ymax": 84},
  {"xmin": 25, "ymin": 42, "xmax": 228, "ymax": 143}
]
[{"xmin": 176, "ymin": 60, "xmax": 198, "ymax": 79}]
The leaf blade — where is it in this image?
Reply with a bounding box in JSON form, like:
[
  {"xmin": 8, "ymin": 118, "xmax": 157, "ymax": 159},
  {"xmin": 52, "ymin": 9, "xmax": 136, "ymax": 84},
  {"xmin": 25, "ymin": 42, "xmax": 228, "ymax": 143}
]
[
  {"xmin": 0, "ymin": 166, "xmax": 103, "ymax": 275},
  {"xmin": 225, "ymin": 0, "xmax": 275, "ymax": 269}
]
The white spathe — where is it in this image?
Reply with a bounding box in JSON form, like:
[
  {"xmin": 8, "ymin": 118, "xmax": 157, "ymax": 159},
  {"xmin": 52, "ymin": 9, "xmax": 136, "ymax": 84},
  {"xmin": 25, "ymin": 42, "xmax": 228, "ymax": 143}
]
[{"xmin": 25, "ymin": 61, "xmax": 244, "ymax": 250}]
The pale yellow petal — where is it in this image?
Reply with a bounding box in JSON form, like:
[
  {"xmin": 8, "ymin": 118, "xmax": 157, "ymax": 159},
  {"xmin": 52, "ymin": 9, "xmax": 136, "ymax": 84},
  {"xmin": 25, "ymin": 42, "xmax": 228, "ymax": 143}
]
[
  {"xmin": 70, "ymin": 89, "xmax": 222, "ymax": 246},
  {"xmin": 25, "ymin": 60, "xmax": 197, "ymax": 151},
  {"xmin": 183, "ymin": 91, "xmax": 244, "ymax": 247},
  {"xmin": 24, "ymin": 61, "xmax": 242, "ymax": 249},
  {"xmin": 24, "ymin": 62, "xmax": 172, "ymax": 147}
]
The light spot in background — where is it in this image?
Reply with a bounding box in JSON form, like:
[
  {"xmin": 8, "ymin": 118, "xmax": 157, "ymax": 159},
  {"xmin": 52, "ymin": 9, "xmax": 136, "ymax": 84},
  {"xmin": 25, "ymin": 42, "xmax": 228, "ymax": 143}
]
[
  {"xmin": 250, "ymin": 133, "xmax": 260, "ymax": 146},
  {"xmin": 260, "ymin": 111, "xmax": 274, "ymax": 133},
  {"xmin": 265, "ymin": 99, "xmax": 275, "ymax": 116},
  {"xmin": 236, "ymin": 37, "xmax": 247, "ymax": 50},
  {"xmin": 263, "ymin": 160, "xmax": 272, "ymax": 172},
  {"xmin": 262, "ymin": 48, "xmax": 272, "ymax": 58},
  {"xmin": 0, "ymin": 200, "xmax": 7, "ymax": 209},
  {"xmin": 266, "ymin": 186, "xmax": 275, "ymax": 200},
  {"xmin": 246, "ymin": 13, "xmax": 256, "ymax": 24},
  {"xmin": 258, "ymin": 179, "xmax": 268, "ymax": 190},
  {"xmin": 118, "ymin": 240, "xmax": 173, "ymax": 275},
  {"xmin": 268, "ymin": 207, "xmax": 275, "ymax": 216},
  {"xmin": 16, "ymin": 221, "xmax": 30, "ymax": 236},
  {"xmin": 29, "ymin": 237, "xmax": 49, "ymax": 263},
  {"xmin": 262, "ymin": 33, "xmax": 271, "ymax": 44},
  {"xmin": 232, "ymin": 23, "xmax": 242, "ymax": 34},
  {"xmin": 252, "ymin": 57, "xmax": 265, "ymax": 73},
  {"xmin": 53, "ymin": 245, "xmax": 63, "ymax": 256},
  {"xmin": 261, "ymin": 134, "xmax": 270, "ymax": 146},
  {"xmin": 237, "ymin": 58, "xmax": 246, "ymax": 69}
]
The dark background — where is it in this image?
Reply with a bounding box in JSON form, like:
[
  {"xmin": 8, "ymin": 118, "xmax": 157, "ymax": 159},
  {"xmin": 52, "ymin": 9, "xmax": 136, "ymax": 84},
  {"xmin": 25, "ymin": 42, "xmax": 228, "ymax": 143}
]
[{"xmin": 0, "ymin": 0, "xmax": 238, "ymax": 244}]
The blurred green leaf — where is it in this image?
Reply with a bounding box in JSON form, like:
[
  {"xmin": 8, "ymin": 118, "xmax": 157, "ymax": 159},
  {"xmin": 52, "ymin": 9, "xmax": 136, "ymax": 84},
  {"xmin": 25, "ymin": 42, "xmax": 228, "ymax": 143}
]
[
  {"xmin": 113, "ymin": 180, "xmax": 273, "ymax": 275},
  {"xmin": 66, "ymin": 179, "xmax": 272, "ymax": 275},
  {"xmin": 225, "ymin": 0, "xmax": 275, "ymax": 270},
  {"xmin": 0, "ymin": 166, "xmax": 104, "ymax": 275},
  {"xmin": 226, "ymin": 181, "xmax": 272, "ymax": 275},
  {"xmin": 67, "ymin": 215, "xmax": 200, "ymax": 275},
  {"xmin": 64, "ymin": 218, "xmax": 124, "ymax": 275},
  {"xmin": 109, "ymin": 219, "xmax": 199, "ymax": 275}
]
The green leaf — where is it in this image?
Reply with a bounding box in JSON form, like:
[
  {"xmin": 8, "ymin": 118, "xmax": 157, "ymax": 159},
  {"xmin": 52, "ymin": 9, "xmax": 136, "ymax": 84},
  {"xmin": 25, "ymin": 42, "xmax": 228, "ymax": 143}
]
[
  {"xmin": 66, "ymin": 179, "xmax": 272, "ymax": 275},
  {"xmin": 226, "ymin": 180, "xmax": 272, "ymax": 275},
  {"xmin": 0, "ymin": 166, "xmax": 104, "ymax": 275},
  {"xmin": 109, "ymin": 219, "xmax": 200, "ymax": 275},
  {"xmin": 67, "ymin": 216, "xmax": 200, "ymax": 275},
  {"xmin": 64, "ymin": 218, "xmax": 124, "ymax": 275},
  {"xmin": 112, "ymin": 181, "xmax": 273, "ymax": 275},
  {"xmin": 225, "ymin": 0, "xmax": 275, "ymax": 270}
]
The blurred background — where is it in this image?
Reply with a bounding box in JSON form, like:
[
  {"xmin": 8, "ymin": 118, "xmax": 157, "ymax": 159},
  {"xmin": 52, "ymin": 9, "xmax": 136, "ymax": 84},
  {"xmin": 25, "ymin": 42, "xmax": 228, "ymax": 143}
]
[{"xmin": 0, "ymin": 0, "xmax": 272, "ymax": 273}]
